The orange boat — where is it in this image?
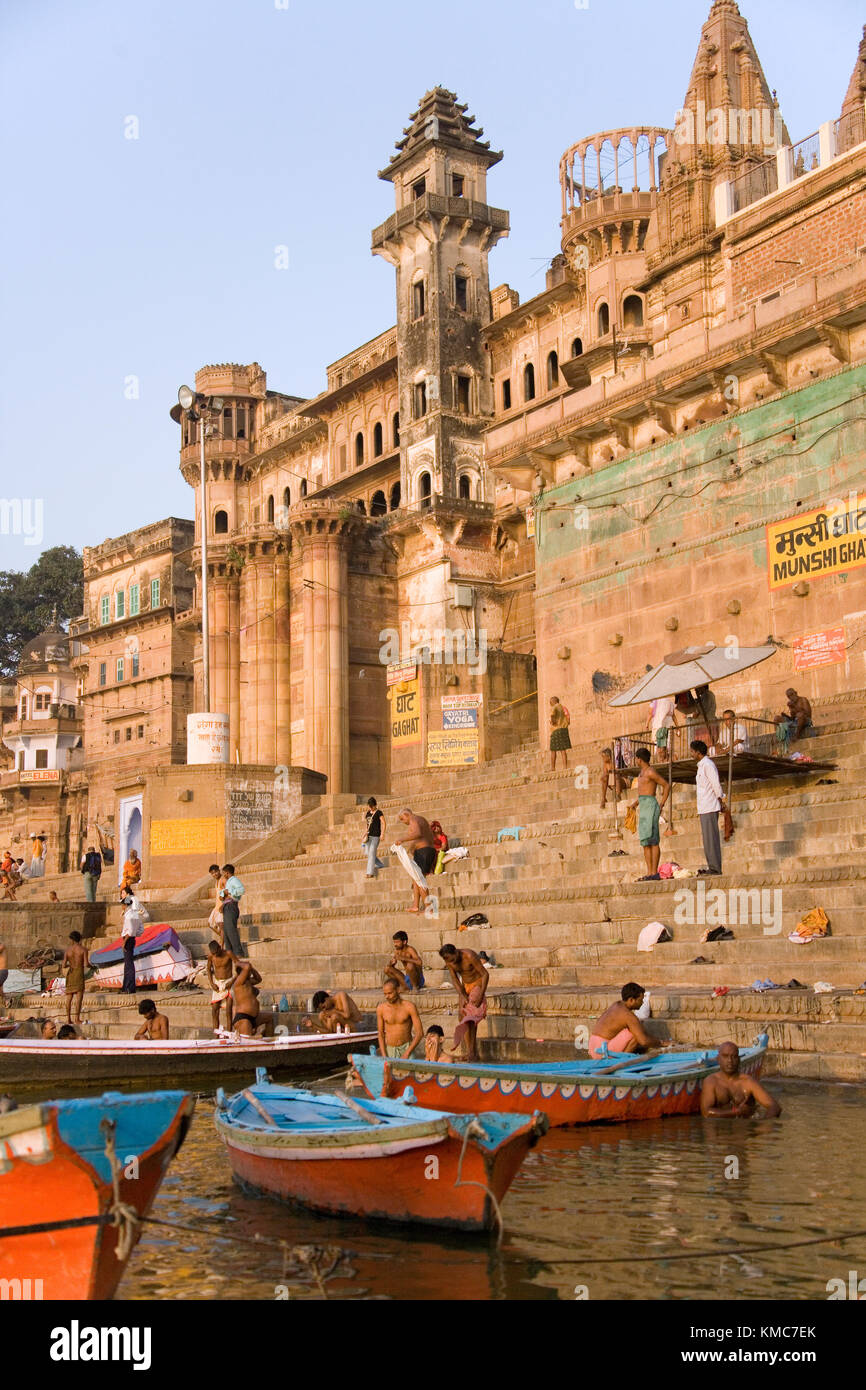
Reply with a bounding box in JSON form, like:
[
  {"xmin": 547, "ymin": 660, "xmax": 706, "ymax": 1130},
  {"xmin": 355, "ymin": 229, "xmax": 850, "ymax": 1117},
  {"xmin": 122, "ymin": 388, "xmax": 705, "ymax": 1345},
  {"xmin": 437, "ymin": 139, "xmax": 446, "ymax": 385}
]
[
  {"xmin": 215, "ymin": 1070, "xmax": 547, "ymax": 1233},
  {"xmin": 350, "ymin": 1034, "xmax": 769, "ymax": 1127},
  {"xmin": 0, "ymin": 1089, "xmax": 193, "ymax": 1300}
]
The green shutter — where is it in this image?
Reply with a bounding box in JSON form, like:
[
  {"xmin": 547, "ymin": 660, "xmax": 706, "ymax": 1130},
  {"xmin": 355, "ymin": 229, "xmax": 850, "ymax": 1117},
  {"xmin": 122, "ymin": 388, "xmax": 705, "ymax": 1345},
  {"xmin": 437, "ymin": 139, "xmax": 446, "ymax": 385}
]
[
  {"xmin": 129, "ymin": 583, "xmax": 139, "ymax": 616},
  {"xmin": 151, "ymin": 579, "xmax": 160, "ymax": 608},
  {"xmin": 100, "ymin": 596, "xmax": 109, "ymax": 625},
  {"xmin": 116, "ymin": 591, "xmax": 125, "ymax": 619}
]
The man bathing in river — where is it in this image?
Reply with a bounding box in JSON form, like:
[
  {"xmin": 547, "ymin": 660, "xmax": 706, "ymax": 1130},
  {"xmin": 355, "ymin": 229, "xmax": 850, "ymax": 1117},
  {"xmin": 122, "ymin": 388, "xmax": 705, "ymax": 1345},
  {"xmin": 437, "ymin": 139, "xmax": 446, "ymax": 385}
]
[
  {"xmin": 424, "ymin": 1024, "xmax": 451, "ymax": 1063},
  {"xmin": 231, "ymin": 960, "xmax": 263, "ymax": 1036},
  {"xmin": 135, "ymin": 999, "xmax": 169, "ymax": 1040},
  {"xmin": 438, "ymin": 944, "xmax": 489, "ymax": 1060},
  {"xmin": 628, "ymin": 747, "xmax": 670, "ymax": 880},
  {"xmin": 206, "ymin": 939, "xmax": 239, "ymax": 1032},
  {"xmin": 701, "ymin": 1040, "xmax": 781, "ymax": 1118},
  {"xmin": 376, "ymin": 978, "xmax": 423, "ymax": 1059},
  {"xmin": 589, "ymin": 982, "xmax": 654, "ymax": 1059}
]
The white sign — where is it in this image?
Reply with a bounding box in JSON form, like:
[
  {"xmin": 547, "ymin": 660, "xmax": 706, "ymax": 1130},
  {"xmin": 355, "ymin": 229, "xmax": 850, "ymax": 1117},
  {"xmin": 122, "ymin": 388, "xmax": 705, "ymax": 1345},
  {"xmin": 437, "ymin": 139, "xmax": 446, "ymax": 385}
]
[
  {"xmin": 187, "ymin": 712, "xmax": 229, "ymax": 765},
  {"xmin": 441, "ymin": 693, "xmax": 483, "ymax": 709}
]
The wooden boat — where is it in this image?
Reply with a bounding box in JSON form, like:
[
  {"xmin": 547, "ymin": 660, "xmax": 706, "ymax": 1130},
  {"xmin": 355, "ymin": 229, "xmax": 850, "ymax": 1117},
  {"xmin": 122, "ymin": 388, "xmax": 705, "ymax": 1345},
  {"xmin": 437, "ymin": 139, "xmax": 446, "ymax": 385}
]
[
  {"xmin": 350, "ymin": 1033, "xmax": 769, "ymax": 1127},
  {"xmin": 215, "ymin": 1069, "xmax": 548, "ymax": 1232},
  {"xmin": 89, "ymin": 922, "xmax": 194, "ymax": 989},
  {"xmin": 0, "ymin": 1030, "xmax": 378, "ymax": 1089},
  {"xmin": 0, "ymin": 1089, "xmax": 193, "ymax": 1299}
]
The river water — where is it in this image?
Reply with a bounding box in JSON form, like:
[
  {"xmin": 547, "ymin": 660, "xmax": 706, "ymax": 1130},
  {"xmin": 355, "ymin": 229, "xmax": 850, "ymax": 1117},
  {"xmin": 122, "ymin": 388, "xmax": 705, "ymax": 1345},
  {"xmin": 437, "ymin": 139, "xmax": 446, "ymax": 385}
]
[{"xmin": 95, "ymin": 1077, "xmax": 863, "ymax": 1302}]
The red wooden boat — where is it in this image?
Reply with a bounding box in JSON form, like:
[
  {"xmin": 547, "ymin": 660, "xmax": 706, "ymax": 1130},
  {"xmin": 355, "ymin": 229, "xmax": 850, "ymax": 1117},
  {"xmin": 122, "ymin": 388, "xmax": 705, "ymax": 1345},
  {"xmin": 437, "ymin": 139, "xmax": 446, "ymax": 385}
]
[
  {"xmin": 0, "ymin": 1089, "xmax": 193, "ymax": 1299},
  {"xmin": 215, "ymin": 1069, "xmax": 547, "ymax": 1232},
  {"xmin": 350, "ymin": 1033, "xmax": 769, "ymax": 1127}
]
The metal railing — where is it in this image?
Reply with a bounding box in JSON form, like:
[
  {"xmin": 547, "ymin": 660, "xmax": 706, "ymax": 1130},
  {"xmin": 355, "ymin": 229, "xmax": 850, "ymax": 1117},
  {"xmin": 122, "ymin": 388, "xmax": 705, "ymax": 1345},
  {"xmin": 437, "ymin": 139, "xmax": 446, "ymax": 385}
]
[
  {"xmin": 835, "ymin": 106, "xmax": 866, "ymax": 154},
  {"xmin": 731, "ymin": 157, "xmax": 778, "ymax": 213},
  {"xmin": 790, "ymin": 131, "xmax": 821, "ymax": 182}
]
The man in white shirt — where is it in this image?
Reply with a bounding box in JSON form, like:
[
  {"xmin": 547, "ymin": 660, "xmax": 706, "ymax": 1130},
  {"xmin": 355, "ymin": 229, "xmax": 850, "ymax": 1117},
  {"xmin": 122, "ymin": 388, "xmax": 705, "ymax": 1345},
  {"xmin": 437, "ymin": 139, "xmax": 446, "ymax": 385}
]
[
  {"xmin": 691, "ymin": 739, "xmax": 726, "ymax": 875},
  {"xmin": 120, "ymin": 893, "xmax": 144, "ymax": 994},
  {"xmin": 717, "ymin": 708, "xmax": 749, "ymax": 754}
]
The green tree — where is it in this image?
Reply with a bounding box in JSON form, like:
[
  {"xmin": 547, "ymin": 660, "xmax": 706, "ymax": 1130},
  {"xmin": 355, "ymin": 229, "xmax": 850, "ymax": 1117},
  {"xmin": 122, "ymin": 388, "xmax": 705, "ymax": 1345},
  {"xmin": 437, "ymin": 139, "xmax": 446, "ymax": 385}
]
[{"xmin": 0, "ymin": 546, "xmax": 84, "ymax": 677}]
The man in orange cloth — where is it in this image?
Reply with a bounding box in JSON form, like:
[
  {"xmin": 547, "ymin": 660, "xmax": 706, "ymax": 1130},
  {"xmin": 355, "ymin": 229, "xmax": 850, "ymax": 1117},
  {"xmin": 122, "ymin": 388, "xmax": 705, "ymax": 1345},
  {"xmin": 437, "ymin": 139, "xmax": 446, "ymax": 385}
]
[{"xmin": 120, "ymin": 848, "xmax": 142, "ymax": 897}]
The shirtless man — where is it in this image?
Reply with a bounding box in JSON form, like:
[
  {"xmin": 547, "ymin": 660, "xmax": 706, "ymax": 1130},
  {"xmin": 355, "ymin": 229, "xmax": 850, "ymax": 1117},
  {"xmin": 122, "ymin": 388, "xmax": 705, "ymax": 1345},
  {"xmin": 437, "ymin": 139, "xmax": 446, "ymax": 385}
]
[
  {"xmin": 231, "ymin": 960, "xmax": 263, "ymax": 1036},
  {"xmin": 384, "ymin": 931, "xmax": 425, "ymax": 990},
  {"xmin": 588, "ymin": 982, "xmax": 653, "ymax": 1059},
  {"xmin": 628, "ymin": 747, "xmax": 670, "ymax": 880},
  {"xmin": 774, "ymin": 688, "xmax": 813, "ymax": 742},
  {"xmin": 206, "ymin": 939, "xmax": 239, "ymax": 1032},
  {"xmin": 599, "ymin": 748, "xmax": 626, "ymax": 809},
  {"xmin": 310, "ymin": 989, "xmax": 362, "ymax": 1033},
  {"xmin": 394, "ymin": 809, "xmax": 436, "ymax": 914},
  {"xmin": 376, "ymin": 979, "xmax": 423, "ymax": 1059},
  {"xmin": 41, "ymin": 1018, "xmax": 58, "ymax": 1040},
  {"xmin": 701, "ymin": 1041, "xmax": 782, "ymax": 1118},
  {"xmin": 438, "ymin": 944, "xmax": 489, "ymax": 1060},
  {"xmin": 62, "ymin": 931, "xmax": 89, "ymax": 1026},
  {"xmin": 134, "ymin": 999, "xmax": 169, "ymax": 1040}
]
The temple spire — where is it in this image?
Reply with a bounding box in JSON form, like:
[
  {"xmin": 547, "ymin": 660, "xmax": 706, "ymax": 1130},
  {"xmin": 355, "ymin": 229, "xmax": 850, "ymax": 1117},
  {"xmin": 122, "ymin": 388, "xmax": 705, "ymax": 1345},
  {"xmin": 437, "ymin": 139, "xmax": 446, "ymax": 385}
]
[{"xmin": 838, "ymin": 25, "xmax": 866, "ymax": 153}]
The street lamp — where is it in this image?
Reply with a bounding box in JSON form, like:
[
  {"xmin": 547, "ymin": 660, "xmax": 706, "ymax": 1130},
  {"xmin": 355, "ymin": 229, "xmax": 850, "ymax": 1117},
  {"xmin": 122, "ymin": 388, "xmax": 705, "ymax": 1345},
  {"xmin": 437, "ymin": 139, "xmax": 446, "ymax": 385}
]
[{"xmin": 177, "ymin": 386, "xmax": 224, "ymax": 713}]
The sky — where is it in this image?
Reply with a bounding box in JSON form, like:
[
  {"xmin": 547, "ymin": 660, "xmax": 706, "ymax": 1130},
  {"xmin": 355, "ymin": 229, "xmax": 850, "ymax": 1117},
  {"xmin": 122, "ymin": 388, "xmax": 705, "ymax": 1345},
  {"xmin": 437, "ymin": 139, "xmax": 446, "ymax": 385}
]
[{"xmin": 0, "ymin": 0, "xmax": 861, "ymax": 566}]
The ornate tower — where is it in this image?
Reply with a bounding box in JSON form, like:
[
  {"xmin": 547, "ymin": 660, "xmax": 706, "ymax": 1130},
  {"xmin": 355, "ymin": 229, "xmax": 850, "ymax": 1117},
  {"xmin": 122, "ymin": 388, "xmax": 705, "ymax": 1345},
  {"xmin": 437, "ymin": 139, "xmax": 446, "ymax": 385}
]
[
  {"xmin": 372, "ymin": 88, "xmax": 509, "ymax": 508},
  {"xmin": 839, "ymin": 25, "xmax": 866, "ymax": 154}
]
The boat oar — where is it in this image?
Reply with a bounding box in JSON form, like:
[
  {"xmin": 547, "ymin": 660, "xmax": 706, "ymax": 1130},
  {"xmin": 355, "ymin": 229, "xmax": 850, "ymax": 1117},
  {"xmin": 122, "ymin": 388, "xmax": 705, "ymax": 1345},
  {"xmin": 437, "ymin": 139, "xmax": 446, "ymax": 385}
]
[
  {"xmin": 342, "ymin": 1094, "xmax": 386, "ymax": 1126},
  {"xmin": 241, "ymin": 1090, "xmax": 281, "ymax": 1127},
  {"xmin": 591, "ymin": 1049, "xmax": 667, "ymax": 1076}
]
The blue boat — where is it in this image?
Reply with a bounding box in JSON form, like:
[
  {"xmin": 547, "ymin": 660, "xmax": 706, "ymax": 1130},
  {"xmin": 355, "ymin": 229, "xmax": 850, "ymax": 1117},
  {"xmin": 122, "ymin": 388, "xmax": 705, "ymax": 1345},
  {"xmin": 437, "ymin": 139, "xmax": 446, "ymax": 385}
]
[
  {"xmin": 215, "ymin": 1069, "xmax": 548, "ymax": 1231},
  {"xmin": 0, "ymin": 1089, "xmax": 194, "ymax": 1299},
  {"xmin": 350, "ymin": 1034, "xmax": 770, "ymax": 1127}
]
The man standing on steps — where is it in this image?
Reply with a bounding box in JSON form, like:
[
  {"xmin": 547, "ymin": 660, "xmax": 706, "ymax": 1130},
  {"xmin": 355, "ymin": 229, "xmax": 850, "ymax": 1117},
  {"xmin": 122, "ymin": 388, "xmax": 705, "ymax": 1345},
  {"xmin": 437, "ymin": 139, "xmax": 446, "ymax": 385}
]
[
  {"xmin": 79, "ymin": 845, "xmax": 102, "ymax": 903},
  {"xmin": 628, "ymin": 747, "xmax": 669, "ymax": 881},
  {"xmin": 438, "ymin": 944, "xmax": 489, "ymax": 1061},
  {"xmin": 119, "ymin": 892, "xmax": 144, "ymax": 993},
  {"xmin": 393, "ymin": 809, "xmax": 436, "ymax": 914},
  {"xmin": 691, "ymin": 740, "xmax": 726, "ymax": 876},
  {"xmin": 219, "ymin": 864, "xmax": 245, "ymax": 956}
]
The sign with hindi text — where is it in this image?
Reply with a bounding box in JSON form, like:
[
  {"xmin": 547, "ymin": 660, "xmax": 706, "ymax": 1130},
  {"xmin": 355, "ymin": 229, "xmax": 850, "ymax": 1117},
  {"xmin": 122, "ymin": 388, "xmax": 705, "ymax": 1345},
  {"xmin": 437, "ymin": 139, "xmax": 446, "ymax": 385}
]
[
  {"xmin": 767, "ymin": 504, "xmax": 866, "ymax": 589},
  {"xmin": 427, "ymin": 729, "xmax": 480, "ymax": 766},
  {"xmin": 793, "ymin": 626, "xmax": 847, "ymax": 672},
  {"xmin": 391, "ymin": 678, "xmax": 421, "ymax": 746}
]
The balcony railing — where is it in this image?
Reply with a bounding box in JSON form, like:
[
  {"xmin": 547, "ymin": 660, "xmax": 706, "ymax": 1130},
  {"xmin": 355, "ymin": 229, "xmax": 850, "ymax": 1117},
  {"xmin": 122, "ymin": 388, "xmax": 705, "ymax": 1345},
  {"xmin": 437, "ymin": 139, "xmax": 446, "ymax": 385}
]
[
  {"xmin": 731, "ymin": 157, "xmax": 778, "ymax": 213},
  {"xmin": 719, "ymin": 104, "xmax": 866, "ymax": 222},
  {"xmin": 836, "ymin": 105, "xmax": 866, "ymax": 155}
]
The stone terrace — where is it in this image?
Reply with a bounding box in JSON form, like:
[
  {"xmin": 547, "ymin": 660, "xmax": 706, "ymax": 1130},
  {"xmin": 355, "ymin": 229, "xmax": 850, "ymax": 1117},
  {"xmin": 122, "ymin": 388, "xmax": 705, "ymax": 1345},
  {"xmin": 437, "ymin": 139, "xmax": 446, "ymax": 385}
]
[{"xmin": 7, "ymin": 689, "xmax": 865, "ymax": 1081}]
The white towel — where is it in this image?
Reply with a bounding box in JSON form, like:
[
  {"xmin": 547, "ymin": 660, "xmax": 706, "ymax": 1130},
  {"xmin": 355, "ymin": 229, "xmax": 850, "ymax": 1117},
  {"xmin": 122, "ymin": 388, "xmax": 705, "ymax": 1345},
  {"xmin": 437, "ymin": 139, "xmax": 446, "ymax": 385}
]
[{"xmin": 390, "ymin": 843, "xmax": 429, "ymax": 891}]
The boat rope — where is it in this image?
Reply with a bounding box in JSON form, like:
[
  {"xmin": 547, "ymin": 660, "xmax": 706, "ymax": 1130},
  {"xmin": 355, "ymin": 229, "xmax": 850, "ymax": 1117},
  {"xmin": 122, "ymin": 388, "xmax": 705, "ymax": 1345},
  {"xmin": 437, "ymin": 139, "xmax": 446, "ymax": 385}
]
[
  {"xmin": 530, "ymin": 1225, "xmax": 866, "ymax": 1267},
  {"xmin": 100, "ymin": 1117, "xmax": 143, "ymax": 1263},
  {"xmin": 453, "ymin": 1119, "xmax": 505, "ymax": 1246},
  {"xmin": 0, "ymin": 1214, "xmax": 109, "ymax": 1238}
]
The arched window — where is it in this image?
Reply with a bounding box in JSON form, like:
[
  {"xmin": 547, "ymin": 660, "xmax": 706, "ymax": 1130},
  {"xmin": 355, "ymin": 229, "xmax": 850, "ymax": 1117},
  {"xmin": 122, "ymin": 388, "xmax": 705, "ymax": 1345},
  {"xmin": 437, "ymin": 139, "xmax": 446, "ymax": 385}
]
[
  {"xmin": 266, "ymin": 495, "xmax": 274, "ymax": 523},
  {"xmin": 370, "ymin": 490, "xmax": 387, "ymax": 517},
  {"xmin": 458, "ymin": 474, "xmax": 471, "ymax": 500},
  {"xmin": 623, "ymin": 294, "xmax": 644, "ymax": 328},
  {"xmin": 523, "ymin": 363, "xmax": 535, "ymax": 402},
  {"xmin": 214, "ymin": 509, "xmax": 229, "ymax": 534},
  {"xmin": 373, "ymin": 422, "xmax": 383, "ymax": 457},
  {"xmin": 418, "ymin": 472, "xmax": 432, "ymax": 508},
  {"xmin": 597, "ymin": 302, "xmax": 610, "ymax": 336},
  {"xmin": 546, "ymin": 351, "xmax": 559, "ymax": 390},
  {"xmin": 389, "ymin": 481, "xmax": 401, "ymax": 511},
  {"xmin": 393, "ymin": 412, "xmax": 400, "ymax": 447},
  {"xmin": 283, "ymin": 486, "xmax": 291, "ymax": 510},
  {"xmin": 300, "ymin": 479, "xmax": 308, "ymax": 498},
  {"xmin": 355, "ymin": 432, "xmax": 364, "ymax": 466},
  {"xmin": 571, "ymin": 337, "xmax": 583, "ymax": 357}
]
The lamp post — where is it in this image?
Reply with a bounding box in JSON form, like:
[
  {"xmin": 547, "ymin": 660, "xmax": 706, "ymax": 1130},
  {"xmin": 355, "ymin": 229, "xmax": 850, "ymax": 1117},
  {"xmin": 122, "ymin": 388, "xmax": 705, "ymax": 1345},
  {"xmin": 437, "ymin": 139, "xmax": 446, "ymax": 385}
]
[{"xmin": 177, "ymin": 386, "xmax": 223, "ymax": 713}]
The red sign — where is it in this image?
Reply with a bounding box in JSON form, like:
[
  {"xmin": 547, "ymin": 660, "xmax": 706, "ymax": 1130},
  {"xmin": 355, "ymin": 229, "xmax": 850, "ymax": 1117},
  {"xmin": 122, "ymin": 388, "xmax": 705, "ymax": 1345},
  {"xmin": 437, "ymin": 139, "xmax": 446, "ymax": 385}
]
[{"xmin": 792, "ymin": 626, "xmax": 847, "ymax": 672}]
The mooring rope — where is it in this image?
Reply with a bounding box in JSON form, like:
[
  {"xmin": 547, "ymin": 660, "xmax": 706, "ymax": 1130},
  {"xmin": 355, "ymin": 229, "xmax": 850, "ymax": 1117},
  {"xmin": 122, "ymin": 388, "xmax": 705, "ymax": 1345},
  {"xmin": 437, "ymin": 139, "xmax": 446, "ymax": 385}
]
[
  {"xmin": 525, "ymin": 1225, "xmax": 866, "ymax": 1266},
  {"xmin": 453, "ymin": 1118, "xmax": 505, "ymax": 1245},
  {"xmin": 99, "ymin": 1116, "xmax": 143, "ymax": 1262}
]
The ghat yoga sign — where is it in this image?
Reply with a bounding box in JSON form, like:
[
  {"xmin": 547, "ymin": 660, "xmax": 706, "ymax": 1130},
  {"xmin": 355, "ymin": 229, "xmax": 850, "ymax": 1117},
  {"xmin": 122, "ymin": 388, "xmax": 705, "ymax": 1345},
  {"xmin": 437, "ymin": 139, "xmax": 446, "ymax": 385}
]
[
  {"xmin": 767, "ymin": 498, "xmax": 866, "ymax": 590},
  {"xmin": 391, "ymin": 679, "xmax": 421, "ymax": 746}
]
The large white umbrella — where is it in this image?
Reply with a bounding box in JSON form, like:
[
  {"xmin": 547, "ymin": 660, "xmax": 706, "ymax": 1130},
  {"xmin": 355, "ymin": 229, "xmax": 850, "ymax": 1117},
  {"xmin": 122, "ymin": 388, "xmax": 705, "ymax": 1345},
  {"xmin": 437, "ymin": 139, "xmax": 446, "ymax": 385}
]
[{"xmin": 607, "ymin": 642, "xmax": 776, "ymax": 707}]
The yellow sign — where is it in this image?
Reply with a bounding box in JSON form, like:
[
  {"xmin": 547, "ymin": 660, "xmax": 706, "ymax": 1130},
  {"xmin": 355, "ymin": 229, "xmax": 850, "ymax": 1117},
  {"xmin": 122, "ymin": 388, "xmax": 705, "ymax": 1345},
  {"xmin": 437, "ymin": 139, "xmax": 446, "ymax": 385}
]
[
  {"xmin": 427, "ymin": 729, "xmax": 480, "ymax": 766},
  {"xmin": 767, "ymin": 505, "xmax": 866, "ymax": 589},
  {"xmin": 391, "ymin": 678, "xmax": 421, "ymax": 746},
  {"xmin": 151, "ymin": 817, "xmax": 225, "ymax": 856}
]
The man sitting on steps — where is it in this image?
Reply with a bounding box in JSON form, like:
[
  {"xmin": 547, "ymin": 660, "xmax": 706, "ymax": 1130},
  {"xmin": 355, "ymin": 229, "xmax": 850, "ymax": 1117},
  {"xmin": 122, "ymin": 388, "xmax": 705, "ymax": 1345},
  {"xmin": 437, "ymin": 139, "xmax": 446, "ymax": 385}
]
[{"xmin": 588, "ymin": 983, "xmax": 653, "ymax": 1059}]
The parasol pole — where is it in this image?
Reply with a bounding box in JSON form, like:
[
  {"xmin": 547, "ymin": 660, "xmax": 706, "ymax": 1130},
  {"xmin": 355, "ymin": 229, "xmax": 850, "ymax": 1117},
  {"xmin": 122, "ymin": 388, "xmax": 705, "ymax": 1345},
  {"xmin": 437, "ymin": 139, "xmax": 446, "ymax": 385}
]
[
  {"xmin": 666, "ymin": 722, "xmax": 675, "ymax": 834},
  {"xmin": 612, "ymin": 736, "xmax": 620, "ymax": 835}
]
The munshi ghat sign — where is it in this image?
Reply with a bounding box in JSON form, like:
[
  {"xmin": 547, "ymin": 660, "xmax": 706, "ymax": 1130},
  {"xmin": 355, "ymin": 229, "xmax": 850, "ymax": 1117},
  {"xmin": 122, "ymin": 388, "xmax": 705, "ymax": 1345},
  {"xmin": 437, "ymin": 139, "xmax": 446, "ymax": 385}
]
[{"xmin": 767, "ymin": 502, "xmax": 866, "ymax": 589}]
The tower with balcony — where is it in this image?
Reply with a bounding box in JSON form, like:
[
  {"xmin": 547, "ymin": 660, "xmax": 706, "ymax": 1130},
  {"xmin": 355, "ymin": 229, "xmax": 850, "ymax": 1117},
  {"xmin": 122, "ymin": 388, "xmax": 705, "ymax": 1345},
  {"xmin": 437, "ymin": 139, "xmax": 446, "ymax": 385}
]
[{"xmin": 372, "ymin": 88, "xmax": 509, "ymax": 508}]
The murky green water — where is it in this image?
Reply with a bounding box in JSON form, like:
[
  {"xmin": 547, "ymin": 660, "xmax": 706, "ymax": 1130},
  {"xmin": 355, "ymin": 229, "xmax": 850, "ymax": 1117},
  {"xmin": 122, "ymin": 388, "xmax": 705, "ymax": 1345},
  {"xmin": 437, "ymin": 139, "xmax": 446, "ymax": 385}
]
[{"xmin": 106, "ymin": 1078, "xmax": 866, "ymax": 1301}]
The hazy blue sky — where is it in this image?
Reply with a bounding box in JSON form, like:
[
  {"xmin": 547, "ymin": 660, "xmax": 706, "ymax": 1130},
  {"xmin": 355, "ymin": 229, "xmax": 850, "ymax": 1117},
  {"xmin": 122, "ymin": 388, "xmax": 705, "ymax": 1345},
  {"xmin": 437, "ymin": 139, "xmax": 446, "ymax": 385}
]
[{"xmin": 1, "ymin": 0, "xmax": 861, "ymax": 564}]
